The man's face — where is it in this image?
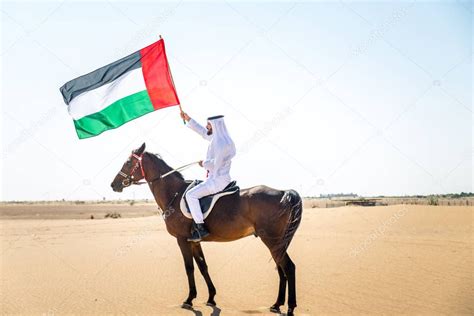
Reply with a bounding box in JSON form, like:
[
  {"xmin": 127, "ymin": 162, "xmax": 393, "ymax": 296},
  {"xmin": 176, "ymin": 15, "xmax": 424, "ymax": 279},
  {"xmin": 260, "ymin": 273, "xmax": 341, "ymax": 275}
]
[{"xmin": 206, "ymin": 122, "xmax": 213, "ymax": 135}]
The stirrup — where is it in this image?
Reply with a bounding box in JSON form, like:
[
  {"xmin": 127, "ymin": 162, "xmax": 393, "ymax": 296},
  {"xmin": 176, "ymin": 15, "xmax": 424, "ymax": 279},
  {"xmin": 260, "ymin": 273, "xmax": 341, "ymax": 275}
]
[
  {"xmin": 188, "ymin": 230, "xmax": 204, "ymax": 242},
  {"xmin": 187, "ymin": 234, "xmax": 202, "ymax": 242},
  {"xmin": 188, "ymin": 224, "xmax": 209, "ymax": 242}
]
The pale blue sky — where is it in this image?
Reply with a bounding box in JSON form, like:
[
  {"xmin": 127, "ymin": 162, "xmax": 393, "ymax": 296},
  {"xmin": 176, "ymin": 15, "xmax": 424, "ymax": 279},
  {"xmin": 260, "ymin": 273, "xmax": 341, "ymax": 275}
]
[{"xmin": 1, "ymin": 0, "xmax": 472, "ymax": 201}]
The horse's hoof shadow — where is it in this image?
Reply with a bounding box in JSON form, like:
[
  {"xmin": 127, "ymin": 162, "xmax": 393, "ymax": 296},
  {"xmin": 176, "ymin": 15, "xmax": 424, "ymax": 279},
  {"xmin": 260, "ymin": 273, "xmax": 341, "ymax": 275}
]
[
  {"xmin": 180, "ymin": 303, "xmax": 205, "ymax": 316},
  {"xmin": 181, "ymin": 303, "xmax": 193, "ymax": 310},
  {"xmin": 269, "ymin": 305, "xmax": 281, "ymax": 314},
  {"xmin": 208, "ymin": 305, "xmax": 221, "ymax": 316}
]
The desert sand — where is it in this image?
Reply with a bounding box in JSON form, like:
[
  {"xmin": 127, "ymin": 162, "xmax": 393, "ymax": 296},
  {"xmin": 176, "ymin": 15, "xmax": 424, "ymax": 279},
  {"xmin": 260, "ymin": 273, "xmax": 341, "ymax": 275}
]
[{"xmin": 1, "ymin": 204, "xmax": 472, "ymax": 315}]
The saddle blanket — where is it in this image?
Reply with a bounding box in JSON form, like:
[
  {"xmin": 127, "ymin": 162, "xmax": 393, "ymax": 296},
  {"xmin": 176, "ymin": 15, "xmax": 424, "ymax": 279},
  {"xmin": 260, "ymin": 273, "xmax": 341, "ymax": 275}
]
[{"xmin": 179, "ymin": 180, "xmax": 239, "ymax": 220}]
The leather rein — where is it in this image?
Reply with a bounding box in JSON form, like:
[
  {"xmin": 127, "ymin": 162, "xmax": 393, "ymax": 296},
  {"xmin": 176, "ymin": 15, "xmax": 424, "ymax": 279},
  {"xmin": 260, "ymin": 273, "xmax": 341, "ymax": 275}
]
[{"xmin": 118, "ymin": 153, "xmax": 199, "ymax": 188}]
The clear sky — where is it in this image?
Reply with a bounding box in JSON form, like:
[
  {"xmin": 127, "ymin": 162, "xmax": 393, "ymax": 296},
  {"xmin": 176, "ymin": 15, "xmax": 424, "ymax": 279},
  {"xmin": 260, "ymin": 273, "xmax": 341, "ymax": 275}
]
[{"xmin": 1, "ymin": 0, "xmax": 472, "ymax": 201}]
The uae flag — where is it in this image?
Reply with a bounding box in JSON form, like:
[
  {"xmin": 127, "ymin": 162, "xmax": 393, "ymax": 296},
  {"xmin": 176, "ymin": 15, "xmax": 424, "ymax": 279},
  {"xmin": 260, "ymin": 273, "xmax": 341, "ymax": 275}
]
[{"xmin": 60, "ymin": 39, "xmax": 180, "ymax": 139}]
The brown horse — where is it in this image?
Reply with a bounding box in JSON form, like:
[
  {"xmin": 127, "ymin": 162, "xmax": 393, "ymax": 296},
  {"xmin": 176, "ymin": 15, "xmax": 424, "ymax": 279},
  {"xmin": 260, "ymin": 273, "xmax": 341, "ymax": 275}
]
[{"xmin": 110, "ymin": 143, "xmax": 303, "ymax": 315}]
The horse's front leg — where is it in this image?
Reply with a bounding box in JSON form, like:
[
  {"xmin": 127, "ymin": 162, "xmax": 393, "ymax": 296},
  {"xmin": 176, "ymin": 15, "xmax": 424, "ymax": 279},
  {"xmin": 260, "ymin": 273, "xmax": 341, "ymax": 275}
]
[
  {"xmin": 177, "ymin": 238, "xmax": 197, "ymax": 308},
  {"xmin": 192, "ymin": 243, "xmax": 217, "ymax": 306}
]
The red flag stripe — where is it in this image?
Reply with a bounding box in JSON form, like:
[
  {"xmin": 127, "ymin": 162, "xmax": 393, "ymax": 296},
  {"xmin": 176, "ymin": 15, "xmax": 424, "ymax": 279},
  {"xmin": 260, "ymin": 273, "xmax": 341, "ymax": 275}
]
[{"xmin": 140, "ymin": 39, "xmax": 180, "ymax": 110}]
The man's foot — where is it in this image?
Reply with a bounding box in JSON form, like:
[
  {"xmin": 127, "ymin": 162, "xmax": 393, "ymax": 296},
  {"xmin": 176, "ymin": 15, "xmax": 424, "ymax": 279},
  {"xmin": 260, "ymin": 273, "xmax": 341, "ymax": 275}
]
[{"xmin": 188, "ymin": 223, "xmax": 209, "ymax": 242}]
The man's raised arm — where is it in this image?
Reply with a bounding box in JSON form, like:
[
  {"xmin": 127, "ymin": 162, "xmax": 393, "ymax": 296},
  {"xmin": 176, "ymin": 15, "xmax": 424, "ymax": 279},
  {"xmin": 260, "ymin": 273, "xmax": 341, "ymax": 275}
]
[{"xmin": 180, "ymin": 111, "xmax": 211, "ymax": 141}]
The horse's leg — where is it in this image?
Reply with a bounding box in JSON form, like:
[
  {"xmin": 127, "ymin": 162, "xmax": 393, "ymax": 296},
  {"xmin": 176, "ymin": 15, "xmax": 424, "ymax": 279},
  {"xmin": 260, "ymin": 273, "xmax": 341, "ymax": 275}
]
[
  {"xmin": 191, "ymin": 243, "xmax": 217, "ymax": 306},
  {"xmin": 270, "ymin": 265, "xmax": 287, "ymax": 313},
  {"xmin": 260, "ymin": 236, "xmax": 297, "ymax": 316},
  {"xmin": 280, "ymin": 252, "xmax": 296, "ymax": 316},
  {"xmin": 177, "ymin": 238, "xmax": 197, "ymax": 308}
]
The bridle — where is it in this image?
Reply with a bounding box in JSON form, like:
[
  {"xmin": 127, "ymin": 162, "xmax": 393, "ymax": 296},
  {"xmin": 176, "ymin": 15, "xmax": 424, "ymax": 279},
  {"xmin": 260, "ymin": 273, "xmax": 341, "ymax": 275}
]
[
  {"xmin": 118, "ymin": 152, "xmax": 200, "ymax": 188},
  {"xmin": 119, "ymin": 153, "xmax": 148, "ymax": 187},
  {"xmin": 116, "ymin": 152, "xmax": 201, "ymax": 219}
]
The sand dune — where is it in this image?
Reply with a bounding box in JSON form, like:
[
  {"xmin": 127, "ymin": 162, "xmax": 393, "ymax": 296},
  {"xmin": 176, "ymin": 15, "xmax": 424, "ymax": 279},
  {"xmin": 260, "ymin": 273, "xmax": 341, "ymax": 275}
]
[{"xmin": 1, "ymin": 205, "xmax": 472, "ymax": 315}]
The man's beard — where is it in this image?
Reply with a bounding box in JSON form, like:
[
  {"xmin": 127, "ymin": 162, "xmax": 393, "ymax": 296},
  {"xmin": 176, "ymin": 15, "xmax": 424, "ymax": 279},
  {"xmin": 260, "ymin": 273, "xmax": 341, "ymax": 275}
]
[{"xmin": 206, "ymin": 129, "xmax": 213, "ymax": 136}]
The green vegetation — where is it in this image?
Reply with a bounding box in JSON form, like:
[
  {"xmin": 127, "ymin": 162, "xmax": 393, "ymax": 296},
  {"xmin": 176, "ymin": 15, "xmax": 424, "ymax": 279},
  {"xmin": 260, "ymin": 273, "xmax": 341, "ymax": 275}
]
[{"xmin": 428, "ymin": 196, "xmax": 439, "ymax": 206}]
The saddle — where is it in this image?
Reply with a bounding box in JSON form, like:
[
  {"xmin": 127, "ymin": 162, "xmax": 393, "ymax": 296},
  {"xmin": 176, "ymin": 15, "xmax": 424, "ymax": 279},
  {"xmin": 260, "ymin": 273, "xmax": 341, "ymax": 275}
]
[{"xmin": 180, "ymin": 180, "xmax": 240, "ymax": 220}]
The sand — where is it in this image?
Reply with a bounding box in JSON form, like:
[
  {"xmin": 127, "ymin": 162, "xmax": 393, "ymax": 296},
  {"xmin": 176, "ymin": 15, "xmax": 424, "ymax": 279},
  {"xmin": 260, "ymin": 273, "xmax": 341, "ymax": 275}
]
[{"xmin": 1, "ymin": 204, "xmax": 472, "ymax": 315}]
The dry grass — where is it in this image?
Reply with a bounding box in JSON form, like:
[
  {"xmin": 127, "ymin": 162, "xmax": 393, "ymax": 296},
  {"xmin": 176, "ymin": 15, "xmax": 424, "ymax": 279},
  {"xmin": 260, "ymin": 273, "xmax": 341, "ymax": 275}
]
[
  {"xmin": 1, "ymin": 197, "xmax": 472, "ymax": 220},
  {"xmin": 304, "ymin": 197, "xmax": 474, "ymax": 208},
  {"xmin": 0, "ymin": 202, "xmax": 158, "ymax": 220}
]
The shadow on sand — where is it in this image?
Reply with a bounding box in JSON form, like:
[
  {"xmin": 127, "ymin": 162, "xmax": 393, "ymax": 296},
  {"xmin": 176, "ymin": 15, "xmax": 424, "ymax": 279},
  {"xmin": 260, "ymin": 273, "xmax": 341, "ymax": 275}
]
[{"xmin": 182, "ymin": 304, "xmax": 221, "ymax": 316}]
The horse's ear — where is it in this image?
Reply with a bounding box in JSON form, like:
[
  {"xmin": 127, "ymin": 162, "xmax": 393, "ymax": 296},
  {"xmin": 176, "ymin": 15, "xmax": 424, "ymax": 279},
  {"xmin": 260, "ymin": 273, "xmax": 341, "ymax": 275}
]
[{"xmin": 136, "ymin": 142, "xmax": 146, "ymax": 155}]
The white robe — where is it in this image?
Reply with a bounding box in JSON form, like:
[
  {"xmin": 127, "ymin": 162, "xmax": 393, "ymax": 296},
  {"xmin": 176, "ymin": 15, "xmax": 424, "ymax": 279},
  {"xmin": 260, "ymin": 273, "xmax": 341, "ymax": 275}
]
[{"xmin": 185, "ymin": 117, "xmax": 236, "ymax": 223}]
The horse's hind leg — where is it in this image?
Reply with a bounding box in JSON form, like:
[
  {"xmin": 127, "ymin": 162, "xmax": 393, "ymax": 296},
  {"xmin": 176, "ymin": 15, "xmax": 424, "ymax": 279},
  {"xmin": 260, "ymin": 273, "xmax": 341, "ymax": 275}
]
[
  {"xmin": 280, "ymin": 253, "xmax": 296, "ymax": 315},
  {"xmin": 192, "ymin": 243, "xmax": 217, "ymax": 306},
  {"xmin": 270, "ymin": 265, "xmax": 287, "ymax": 313},
  {"xmin": 260, "ymin": 236, "xmax": 297, "ymax": 316}
]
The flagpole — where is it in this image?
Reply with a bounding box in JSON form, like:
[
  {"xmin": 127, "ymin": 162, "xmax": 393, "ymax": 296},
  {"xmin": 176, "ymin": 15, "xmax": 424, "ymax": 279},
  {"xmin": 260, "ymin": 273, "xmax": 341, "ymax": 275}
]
[{"xmin": 179, "ymin": 104, "xmax": 186, "ymax": 125}]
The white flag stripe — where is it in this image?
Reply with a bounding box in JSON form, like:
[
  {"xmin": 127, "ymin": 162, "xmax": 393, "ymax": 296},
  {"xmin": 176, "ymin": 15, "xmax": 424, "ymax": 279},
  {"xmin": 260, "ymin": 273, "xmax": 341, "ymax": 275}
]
[{"xmin": 68, "ymin": 67, "xmax": 147, "ymax": 120}]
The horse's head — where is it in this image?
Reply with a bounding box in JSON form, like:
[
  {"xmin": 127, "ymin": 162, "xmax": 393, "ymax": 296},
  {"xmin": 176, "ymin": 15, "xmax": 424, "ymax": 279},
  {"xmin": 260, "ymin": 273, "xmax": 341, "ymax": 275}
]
[{"xmin": 111, "ymin": 142, "xmax": 146, "ymax": 192}]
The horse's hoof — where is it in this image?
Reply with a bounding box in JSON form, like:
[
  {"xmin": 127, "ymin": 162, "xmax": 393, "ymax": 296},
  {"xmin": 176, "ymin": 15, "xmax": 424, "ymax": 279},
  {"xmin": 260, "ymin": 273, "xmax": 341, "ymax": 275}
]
[
  {"xmin": 206, "ymin": 300, "xmax": 216, "ymax": 307},
  {"xmin": 269, "ymin": 305, "xmax": 281, "ymax": 313},
  {"xmin": 181, "ymin": 302, "xmax": 193, "ymax": 310},
  {"xmin": 287, "ymin": 307, "xmax": 295, "ymax": 316}
]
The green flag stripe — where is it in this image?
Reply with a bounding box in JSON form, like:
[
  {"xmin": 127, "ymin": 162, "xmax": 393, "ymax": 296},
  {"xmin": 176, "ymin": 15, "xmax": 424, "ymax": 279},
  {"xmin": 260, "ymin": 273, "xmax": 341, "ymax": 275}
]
[{"xmin": 73, "ymin": 90, "xmax": 154, "ymax": 139}]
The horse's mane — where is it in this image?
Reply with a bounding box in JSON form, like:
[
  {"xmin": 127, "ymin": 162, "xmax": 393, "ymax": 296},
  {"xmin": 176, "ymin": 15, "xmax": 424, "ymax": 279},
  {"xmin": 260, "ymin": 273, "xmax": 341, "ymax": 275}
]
[{"xmin": 145, "ymin": 152, "xmax": 184, "ymax": 180}]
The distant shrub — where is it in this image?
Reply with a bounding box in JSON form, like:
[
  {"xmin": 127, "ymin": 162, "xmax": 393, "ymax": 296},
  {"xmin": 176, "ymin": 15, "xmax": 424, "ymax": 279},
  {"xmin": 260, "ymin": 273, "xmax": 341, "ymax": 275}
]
[
  {"xmin": 105, "ymin": 212, "xmax": 121, "ymax": 218},
  {"xmin": 428, "ymin": 196, "xmax": 439, "ymax": 206}
]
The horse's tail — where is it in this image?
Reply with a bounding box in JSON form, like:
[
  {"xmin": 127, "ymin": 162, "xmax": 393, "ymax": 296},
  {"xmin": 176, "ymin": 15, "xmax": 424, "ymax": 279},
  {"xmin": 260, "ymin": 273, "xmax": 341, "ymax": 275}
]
[{"xmin": 275, "ymin": 189, "xmax": 303, "ymax": 262}]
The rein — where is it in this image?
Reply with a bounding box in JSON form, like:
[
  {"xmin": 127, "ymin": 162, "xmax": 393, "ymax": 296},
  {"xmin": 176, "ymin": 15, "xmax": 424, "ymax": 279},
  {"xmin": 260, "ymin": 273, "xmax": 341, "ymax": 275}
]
[
  {"xmin": 119, "ymin": 154, "xmax": 199, "ymax": 187},
  {"xmin": 160, "ymin": 161, "xmax": 200, "ymax": 179}
]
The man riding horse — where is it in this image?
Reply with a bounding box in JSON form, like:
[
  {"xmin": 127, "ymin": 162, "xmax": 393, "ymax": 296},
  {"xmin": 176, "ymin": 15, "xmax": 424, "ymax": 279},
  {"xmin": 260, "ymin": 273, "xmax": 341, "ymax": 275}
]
[
  {"xmin": 180, "ymin": 111, "xmax": 236, "ymax": 242},
  {"xmin": 111, "ymin": 116, "xmax": 302, "ymax": 316}
]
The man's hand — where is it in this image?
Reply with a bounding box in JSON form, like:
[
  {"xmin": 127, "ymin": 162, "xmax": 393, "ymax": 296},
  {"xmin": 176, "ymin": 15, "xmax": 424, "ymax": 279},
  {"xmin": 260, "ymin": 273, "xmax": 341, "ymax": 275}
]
[
  {"xmin": 198, "ymin": 160, "xmax": 203, "ymax": 167},
  {"xmin": 180, "ymin": 111, "xmax": 191, "ymax": 122}
]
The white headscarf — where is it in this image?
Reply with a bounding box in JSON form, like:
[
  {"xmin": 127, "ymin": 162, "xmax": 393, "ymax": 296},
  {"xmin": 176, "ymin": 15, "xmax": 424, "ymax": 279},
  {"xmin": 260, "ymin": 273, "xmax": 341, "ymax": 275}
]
[{"xmin": 208, "ymin": 117, "xmax": 236, "ymax": 160}]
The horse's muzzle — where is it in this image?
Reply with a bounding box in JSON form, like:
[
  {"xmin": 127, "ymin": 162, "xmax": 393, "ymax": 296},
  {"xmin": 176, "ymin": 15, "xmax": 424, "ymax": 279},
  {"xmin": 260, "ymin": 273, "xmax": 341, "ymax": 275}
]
[{"xmin": 111, "ymin": 182, "xmax": 123, "ymax": 193}]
